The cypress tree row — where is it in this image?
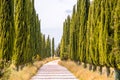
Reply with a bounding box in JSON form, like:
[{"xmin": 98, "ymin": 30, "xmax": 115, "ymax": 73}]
[
  {"xmin": 60, "ymin": 0, "xmax": 120, "ymax": 79},
  {"xmin": 0, "ymin": 0, "xmax": 53, "ymax": 73}
]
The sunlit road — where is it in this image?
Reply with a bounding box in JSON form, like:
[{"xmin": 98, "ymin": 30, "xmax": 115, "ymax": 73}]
[{"xmin": 31, "ymin": 60, "xmax": 78, "ymax": 80}]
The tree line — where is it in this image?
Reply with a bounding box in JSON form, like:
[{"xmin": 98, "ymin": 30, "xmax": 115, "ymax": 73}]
[
  {"xmin": 0, "ymin": 0, "xmax": 55, "ymax": 73},
  {"xmin": 60, "ymin": 0, "xmax": 120, "ymax": 79}
]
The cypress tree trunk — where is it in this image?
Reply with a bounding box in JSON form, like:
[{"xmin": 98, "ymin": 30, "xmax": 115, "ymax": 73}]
[
  {"xmin": 16, "ymin": 65, "xmax": 19, "ymax": 71},
  {"xmin": 89, "ymin": 64, "xmax": 92, "ymax": 71},
  {"xmin": 114, "ymin": 68, "xmax": 120, "ymax": 80},
  {"xmin": 106, "ymin": 66, "xmax": 110, "ymax": 77},
  {"xmin": 83, "ymin": 63, "xmax": 87, "ymax": 68},
  {"xmin": 93, "ymin": 65, "xmax": 97, "ymax": 72},
  {"xmin": 98, "ymin": 66, "xmax": 103, "ymax": 75},
  {"xmin": 77, "ymin": 61, "xmax": 81, "ymax": 65}
]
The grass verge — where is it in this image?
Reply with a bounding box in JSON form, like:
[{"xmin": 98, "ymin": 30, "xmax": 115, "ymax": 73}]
[{"xmin": 58, "ymin": 60, "xmax": 114, "ymax": 80}]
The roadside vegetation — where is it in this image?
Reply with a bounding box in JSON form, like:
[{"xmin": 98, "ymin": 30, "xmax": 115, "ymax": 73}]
[
  {"xmin": 0, "ymin": 57, "xmax": 58, "ymax": 80},
  {"xmin": 59, "ymin": 60, "xmax": 114, "ymax": 80}
]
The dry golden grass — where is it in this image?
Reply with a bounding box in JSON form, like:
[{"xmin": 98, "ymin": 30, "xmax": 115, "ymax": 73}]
[
  {"xmin": 59, "ymin": 60, "xmax": 114, "ymax": 80},
  {"xmin": 8, "ymin": 57, "xmax": 59, "ymax": 80}
]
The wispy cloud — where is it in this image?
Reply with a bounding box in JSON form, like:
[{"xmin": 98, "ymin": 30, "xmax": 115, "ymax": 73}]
[{"xmin": 65, "ymin": 9, "xmax": 72, "ymax": 14}]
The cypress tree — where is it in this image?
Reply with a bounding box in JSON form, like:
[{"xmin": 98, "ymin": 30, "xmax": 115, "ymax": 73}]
[
  {"xmin": 42, "ymin": 35, "xmax": 46, "ymax": 58},
  {"xmin": 78, "ymin": 0, "xmax": 89, "ymax": 67},
  {"xmin": 39, "ymin": 20, "xmax": 42, "ymax": 58},
  {"xmin": 60, "ymin": 38, "xmax": 64, "ymax": 60},
  {"xmin": 112, "ymin": 1, "xmax": 120, "ymax": 79},
  {"xmin": 70, "ymin": 5, "xmax": 76, "ymax": 60},
  {"xmin": 98, "ymin": 0, "xmax": 105, "ymax": 68},
  {"xmin": 0, "ymin": 0, "xmax": 14, "ymax": 66},
  {"xmin": 86, "ymin": 4, "xmax": 93, "ymax": 70},
  {"xmin": 12, "ymin": 0, "xmax": 27, "ymax": 68},
  {"xmin": 30, "ymin": 0, "xmax": 36, "ymax": 57},
  {"xmin": 60, "ymin": 15, "xmax": 71, "ymax": 60},
  {"xmin": 52, "ymin": 38, "xmax": 55, "ymax": 57},
  {"xmin": 24, "ymin": 0, "xmax": 33, "ymax": 63},
  {"xmin": 46, "ymin": 36, "xmax": 51, "ymax": 57},
  {"xmin": 22, "ymin": 0, "xmax": 29, "ymax": 63},
  {"xmin": 35, "ymin": 15, "xmax": 41, "ymax": 58}
]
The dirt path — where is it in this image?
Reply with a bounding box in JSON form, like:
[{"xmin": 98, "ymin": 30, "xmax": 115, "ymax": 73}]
[{"xmin": 31, "ymin": 60, "xmax": 78, "ymax": 80}]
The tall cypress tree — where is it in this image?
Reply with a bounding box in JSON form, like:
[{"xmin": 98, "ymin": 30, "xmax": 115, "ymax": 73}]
[
  {"xmin": 46, "ymin": 36, "xmax": 51, "ymax": 57},
  {"xmin": 42, "ymin": 35, "xmax": 46, "ymax": 58},
  {"xmin": 52, "ymin": 38, "xmax": 55, "ymax": 57},
  {"xmin": 12, "ymin": 0, "xmax": 27, "ymax": 67},
  {"xmin": 35, "ymin": 15, "xmax": 41, "ymax": 57},
  {"xmin": 24, "ymin": 0, "xmax": 33, "ymax": 63},
  {"xmin": 60, "ymin": 38, "xmax": 64, "ymax": 59},
  {"xmin": 111, "ymin": 1, "xmax": 120, "ymax": 79},
  {"xmin": 0, "ymin": 0, "xmax": 14, "ymax": 64},
  {"xmin": 70, "ymin": 5, "xmax": 76, "ymax": 60},
  {"xmin": 79, "ymin": 0, "xmax": 90, "ymax": 64},
  {"xmin": 30, "ymin": 0, "xmax": 36, "ymax": 57},
  {"xmin": 60, "ymin": 15, "xmax": 71, "ymax": 60}
]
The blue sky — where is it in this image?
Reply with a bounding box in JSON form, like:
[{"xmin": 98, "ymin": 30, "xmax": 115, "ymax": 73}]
[{"xmin": 35, "ymin": 0, "xmax": 77, "ymax": 48}]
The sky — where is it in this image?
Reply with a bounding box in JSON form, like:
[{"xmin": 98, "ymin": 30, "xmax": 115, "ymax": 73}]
[{"xmin": 35, "ymin": 0, "xmax": 77, "ymax": 48}]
